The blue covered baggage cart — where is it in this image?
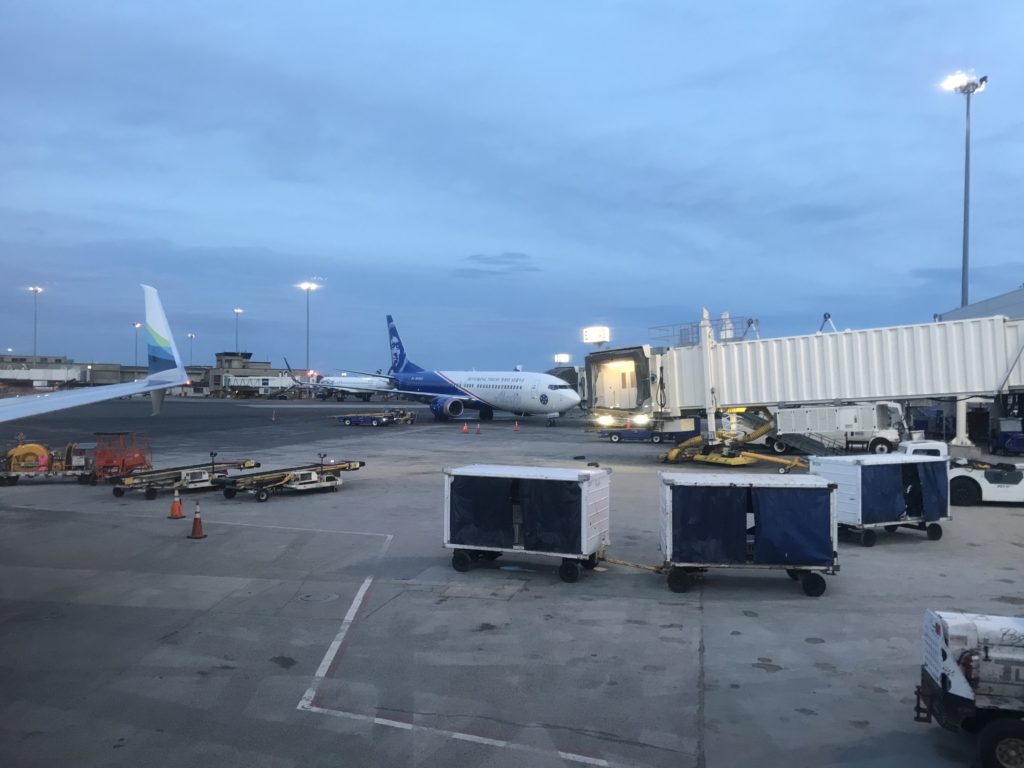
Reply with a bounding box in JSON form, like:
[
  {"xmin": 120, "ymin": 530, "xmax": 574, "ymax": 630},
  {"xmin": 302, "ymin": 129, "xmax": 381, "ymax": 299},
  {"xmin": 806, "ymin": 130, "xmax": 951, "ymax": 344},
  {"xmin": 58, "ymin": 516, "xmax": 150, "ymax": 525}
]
[
  {"xmin": 659, "ymin": 472, "xmax": 838, "ymax": 597},
  {"xmin": 809, "ymin": 454, "xmax": 950, "ymax": 547}
]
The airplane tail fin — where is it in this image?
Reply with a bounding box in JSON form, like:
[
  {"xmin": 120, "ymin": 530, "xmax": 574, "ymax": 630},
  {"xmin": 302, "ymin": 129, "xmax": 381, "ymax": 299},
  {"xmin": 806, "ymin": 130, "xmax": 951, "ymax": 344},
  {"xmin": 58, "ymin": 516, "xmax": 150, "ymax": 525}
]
[
  {"xmin": 387, "ymin": 315, "xmax": 423, "ymax": 375},
  {"xmin": 142, "ymin": 285, "xmax": 186, "ymax": 384}
]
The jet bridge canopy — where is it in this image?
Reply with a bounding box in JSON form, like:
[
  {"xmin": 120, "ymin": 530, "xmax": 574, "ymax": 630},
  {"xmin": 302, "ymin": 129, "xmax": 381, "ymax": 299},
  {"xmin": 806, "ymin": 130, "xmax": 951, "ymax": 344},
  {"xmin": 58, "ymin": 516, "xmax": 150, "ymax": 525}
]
[{"xmin": 586, "ymin": 346, "xmax": 652, "ymax": 413}]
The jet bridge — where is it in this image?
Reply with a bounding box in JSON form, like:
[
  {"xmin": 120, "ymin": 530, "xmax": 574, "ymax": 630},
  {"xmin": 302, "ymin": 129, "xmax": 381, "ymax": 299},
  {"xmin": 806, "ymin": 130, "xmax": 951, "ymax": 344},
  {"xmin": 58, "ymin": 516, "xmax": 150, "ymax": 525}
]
[{"xmin": 586, "ymin": 313, "xmax": 1024, "ymax": 441}]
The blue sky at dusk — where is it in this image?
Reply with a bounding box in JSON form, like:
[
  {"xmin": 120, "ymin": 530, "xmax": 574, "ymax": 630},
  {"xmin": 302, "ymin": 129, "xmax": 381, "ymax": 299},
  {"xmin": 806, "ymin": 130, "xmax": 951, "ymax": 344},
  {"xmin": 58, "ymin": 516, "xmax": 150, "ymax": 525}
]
[{"xmin": 2, "ymin": 1, "xmax": 1021, "ymax": 372}]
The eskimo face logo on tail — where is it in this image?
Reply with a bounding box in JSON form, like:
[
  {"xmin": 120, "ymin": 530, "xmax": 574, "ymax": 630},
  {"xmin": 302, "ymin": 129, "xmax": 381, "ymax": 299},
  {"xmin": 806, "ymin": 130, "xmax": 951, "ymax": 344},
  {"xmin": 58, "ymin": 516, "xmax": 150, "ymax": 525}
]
[{"xmin": 389, "ymin": 326, "xmax": 405, "ymax": 373}]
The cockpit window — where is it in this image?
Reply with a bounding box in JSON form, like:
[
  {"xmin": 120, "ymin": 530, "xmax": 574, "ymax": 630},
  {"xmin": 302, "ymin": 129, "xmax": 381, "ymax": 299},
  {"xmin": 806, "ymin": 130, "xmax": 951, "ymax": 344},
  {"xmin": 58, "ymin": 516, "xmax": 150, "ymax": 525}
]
[{"xmin": 548, "ymin": 384, "xmax": 572, "ymax": 390}]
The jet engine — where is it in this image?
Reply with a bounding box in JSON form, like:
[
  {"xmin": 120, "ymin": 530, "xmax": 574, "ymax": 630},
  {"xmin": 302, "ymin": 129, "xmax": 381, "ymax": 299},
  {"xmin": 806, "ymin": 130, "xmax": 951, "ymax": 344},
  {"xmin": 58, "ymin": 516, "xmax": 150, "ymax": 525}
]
[{"xmin": 430, "ymin": 397, "xmax": 465, "ymax": 419}]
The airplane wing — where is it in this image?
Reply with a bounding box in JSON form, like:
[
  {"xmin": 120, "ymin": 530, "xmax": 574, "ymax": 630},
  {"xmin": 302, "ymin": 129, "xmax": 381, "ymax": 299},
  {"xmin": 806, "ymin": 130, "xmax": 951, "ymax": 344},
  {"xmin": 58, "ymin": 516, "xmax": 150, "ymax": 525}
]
[{"xmin": 0, "ymin": 285, "xmax": 188, "ymax": 423}]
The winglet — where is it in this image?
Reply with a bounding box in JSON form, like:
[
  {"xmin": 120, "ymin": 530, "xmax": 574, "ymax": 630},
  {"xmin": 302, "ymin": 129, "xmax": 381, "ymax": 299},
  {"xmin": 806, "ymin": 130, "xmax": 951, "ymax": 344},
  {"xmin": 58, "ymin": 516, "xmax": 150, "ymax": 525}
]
[{"xmin": 142, "ymin": 285, "xmax": 187, "ymax": 385}]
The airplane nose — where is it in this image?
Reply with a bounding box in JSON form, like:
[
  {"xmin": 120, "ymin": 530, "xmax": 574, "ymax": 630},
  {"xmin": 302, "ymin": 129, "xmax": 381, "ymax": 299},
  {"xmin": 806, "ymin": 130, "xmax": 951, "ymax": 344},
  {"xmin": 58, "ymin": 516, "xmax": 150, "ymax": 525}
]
[{"xmin": 567, "ymin": 390, "xmax": 581, "ymax": 407}]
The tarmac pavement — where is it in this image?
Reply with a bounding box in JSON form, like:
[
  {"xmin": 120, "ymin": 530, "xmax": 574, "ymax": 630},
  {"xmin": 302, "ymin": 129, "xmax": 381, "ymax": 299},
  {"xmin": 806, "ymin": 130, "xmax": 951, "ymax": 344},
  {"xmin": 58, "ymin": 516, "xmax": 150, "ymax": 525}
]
[{"xmin": 1, "ymin": 398, "xmax": 1019, "ymax": 766}]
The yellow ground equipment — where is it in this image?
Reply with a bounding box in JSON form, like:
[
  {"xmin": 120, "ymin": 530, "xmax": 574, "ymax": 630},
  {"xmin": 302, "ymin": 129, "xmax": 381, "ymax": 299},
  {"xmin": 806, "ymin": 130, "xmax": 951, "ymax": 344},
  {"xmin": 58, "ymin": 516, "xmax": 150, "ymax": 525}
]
[{"xmin": 2, "ymin": 442, "xmax": 95, "ymax": 484}]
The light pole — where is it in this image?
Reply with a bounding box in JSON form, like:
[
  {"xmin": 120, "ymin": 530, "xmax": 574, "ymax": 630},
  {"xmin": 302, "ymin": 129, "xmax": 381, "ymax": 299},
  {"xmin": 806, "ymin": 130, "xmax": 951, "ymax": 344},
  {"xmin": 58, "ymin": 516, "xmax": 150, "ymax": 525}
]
[
  {"xmin": 186, "ymin": 332, "xmax": 197, "ymax": 367},
  {"xmin": 233, "ymin": 308, "xmax": 244, "ymax": 353},
  {"xmin": 296, "ymin": 282, "xmax": 320, "ymax": 372},
  {"xmin": 132, "ymin": 322, "xmax": 142, "ymax": 368},
  {"xmin": 28, "ymin": 286, "xmax": 43, "ymax": 357},
  {"xmin": 941, "ymin": 71, "xmax": 988, "ymax": 308}
]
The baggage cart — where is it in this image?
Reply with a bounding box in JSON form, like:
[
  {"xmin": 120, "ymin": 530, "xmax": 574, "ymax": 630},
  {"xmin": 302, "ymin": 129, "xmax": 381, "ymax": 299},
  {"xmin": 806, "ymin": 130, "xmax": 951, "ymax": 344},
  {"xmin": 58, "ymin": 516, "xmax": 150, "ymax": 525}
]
[
  {"xmin": 660, "ymin": 472, "xmax": 838, "ymax": 597},
  {"xmin": 809, "ymin": 453, "xmax": 950, "ymax": 546},
  {"xmin": 214, "ymin": 460, "xmax": 365, "ymax": 502},
  {"xmin": 443, "ymin": 464, "xmax": 611, "ymax": 583}
]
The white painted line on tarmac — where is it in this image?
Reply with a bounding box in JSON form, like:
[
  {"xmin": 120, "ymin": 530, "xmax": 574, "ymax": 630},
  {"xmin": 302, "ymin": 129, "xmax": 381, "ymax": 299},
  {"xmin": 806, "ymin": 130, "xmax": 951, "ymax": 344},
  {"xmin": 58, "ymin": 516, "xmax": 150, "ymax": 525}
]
[
  {"xmin": 298, "ymin": 575, "xmax": 374, "ymax": 709},
  {"xmin": 300, "ymin": 702, "xmax": 614, "ymax": 766}
]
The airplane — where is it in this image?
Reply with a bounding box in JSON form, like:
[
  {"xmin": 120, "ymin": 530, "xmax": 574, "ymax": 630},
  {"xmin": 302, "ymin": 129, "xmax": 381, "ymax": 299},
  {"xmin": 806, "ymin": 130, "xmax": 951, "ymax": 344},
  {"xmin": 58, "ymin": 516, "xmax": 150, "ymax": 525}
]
[
  {"xmin": 283, "ymin": 360, "xmax": 394, "ymax": 402},
  {"xmin": 0, "ymin": 285, "xmax": 188, "ymax": 423},
  {"xmin": 342, "ymin": 315, "xmax": 582, "ymax": 425}
]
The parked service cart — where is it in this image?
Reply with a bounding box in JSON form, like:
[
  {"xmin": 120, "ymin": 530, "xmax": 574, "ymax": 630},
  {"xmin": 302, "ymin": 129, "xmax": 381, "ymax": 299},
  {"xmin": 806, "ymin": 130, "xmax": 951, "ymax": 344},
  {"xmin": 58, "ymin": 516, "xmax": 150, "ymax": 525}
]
[
  {"xmin": 336, "ymin": 409, "xmax": 415, "ymax": 427},
  {"xmin": 659, "ymin": 472, "xmax": 838, "ymax": 597},
  {"xmin": 810, "ymin": 454, "xmax": 950, "ymax": 547},
  {"xmin": 112, "ymin": 459, "xmax": 260, "ymax": 499},
  {"xmin": 93, "ymin": 432, "xmax": 152, "ymax": 479},
  {"xmin": 443, "ymin": 464, "xmax": 611, "ymax": 583},
  {"xmin": 215, "ymin": 460, "xmax": 365, "ymax": 502},
  {"xmin": 1, "ymin": 441, "xmax": 97, "ymax": 485},
  {"xmin": 914, "ymin": 610, "xmax": 1024, "ymax": 768}
]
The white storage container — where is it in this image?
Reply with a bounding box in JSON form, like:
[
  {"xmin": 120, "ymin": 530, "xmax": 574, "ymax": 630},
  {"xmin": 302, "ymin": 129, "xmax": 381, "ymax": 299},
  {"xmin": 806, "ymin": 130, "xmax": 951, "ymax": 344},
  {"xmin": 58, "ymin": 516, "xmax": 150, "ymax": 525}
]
[
  {"xmin": 443, "ymin": 465, "xmax": 611, "ymax": 583},
  {"xmin": 810, "ymin": 454, "xmax": 950, "ymax": 546},
  {"xmin": 659, "ymin": 472, "xmax": 838, "ymax": 597}
]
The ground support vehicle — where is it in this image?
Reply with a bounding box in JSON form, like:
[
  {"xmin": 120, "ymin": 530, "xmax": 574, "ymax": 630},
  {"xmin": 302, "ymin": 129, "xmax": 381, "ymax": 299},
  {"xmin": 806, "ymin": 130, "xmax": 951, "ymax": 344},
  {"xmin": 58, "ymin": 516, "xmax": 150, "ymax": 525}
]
[
  {"xmin": 336, "ymin": 409, "xmax": 416, "ymax": 427},
  {"xmin": 992, "ymin": 417, "xmax": 1024, "ymax": 455},
  {"xmin": 215, "ymin": 460, "xmax": 365, "ymax": 502},
  {"xmin": 898, "ymin": 440, "xmax": 1024, "ymax": 507},
  {"xmin": 93, "ymin": 432, "xmax": 152, "ymax": 479},
  {"xmin": 1, "ymin": 441, "xmax": 97, "ymax": 485},
  {"xmin": 914, "ymin": 610, "xmax": 1024, "ymax": 768},
  {"xmin": 659, "ymin": 472, "xmax": 838, "ymax": 597},
  {"xmin": 599, "ymin": 428, "xmax": 699, "ymax": 445},
  {"xmin": 443, "ymin": 465, "xmax": 611, "ymax": 583},
  {"xmin": 111, "ymin": 459, "xmax": 260, "ymax": 499},
  {"xmin": 775, "ymin": 402, "xmax": 906, "ymax": 454},
  {"xmin": 810, "ymin": 453, "xmax": 950, "ymax": 546}
]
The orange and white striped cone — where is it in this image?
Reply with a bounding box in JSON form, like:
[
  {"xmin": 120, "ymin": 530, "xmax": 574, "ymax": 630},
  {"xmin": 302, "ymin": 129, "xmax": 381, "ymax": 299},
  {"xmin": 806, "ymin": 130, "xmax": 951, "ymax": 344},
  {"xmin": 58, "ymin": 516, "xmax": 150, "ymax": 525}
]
[
  {"xmin": 187, "ymin": 501, "xmax": 207, "ymax": 540},
  {"xmin": 514, "ymin": 421, "xmax": 519, "ymax": 433},
  {"xmin": 462, "ymin": 423, "xmax": 469, "ymax": 434},
  {"xmin": 475, "ymin": 423, "xmax": 481, "ymax": 435},
  {"xmin": 168, "ymin": 489, "xmax": 184, "ymax": 520}
]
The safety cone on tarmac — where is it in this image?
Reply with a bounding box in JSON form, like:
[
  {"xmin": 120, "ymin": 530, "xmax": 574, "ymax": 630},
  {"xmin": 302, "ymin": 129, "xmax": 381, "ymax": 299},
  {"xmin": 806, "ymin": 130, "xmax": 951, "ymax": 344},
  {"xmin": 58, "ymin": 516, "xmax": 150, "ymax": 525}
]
[
  {"xmin": 168, "ymin": 489, "xmax": 184, "ymax": 520},
  {"xmin": 514, "ymin": 421, "xmax": 520, "ymax": 433},
  {"xmin": 475, "ymin": 423, "xmax": 481, "ymax": 435},
  {"xmin": 187, "ymin": 501, "xmax": 207, "ymax": 540},
  {"xmin": 462, "ymin": 422, "xmax": 469, "ymax": 434},
  {"xmin": 272, "ymin": 409, "xmax": 277, "ymax": 422}
]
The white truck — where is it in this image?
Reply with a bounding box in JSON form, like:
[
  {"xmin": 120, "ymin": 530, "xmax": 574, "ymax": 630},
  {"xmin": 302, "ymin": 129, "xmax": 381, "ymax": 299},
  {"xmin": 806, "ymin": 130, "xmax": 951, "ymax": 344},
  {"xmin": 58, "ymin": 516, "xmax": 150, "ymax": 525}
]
[
  {"xmin": 774, "ymin": 401, "xmax": 906, "ymax": 454},
  {"xmin": 914, "ymin": 610, "xmax": 1024, "ymax": 768},
  {"xmin": 899, "ymin": 440, "xmax": 1024, "ymax": 506}
]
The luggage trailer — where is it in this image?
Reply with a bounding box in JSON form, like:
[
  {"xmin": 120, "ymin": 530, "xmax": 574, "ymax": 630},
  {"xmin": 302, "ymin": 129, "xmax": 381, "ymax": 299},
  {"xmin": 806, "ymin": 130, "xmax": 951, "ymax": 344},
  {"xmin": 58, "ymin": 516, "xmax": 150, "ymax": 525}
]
[
  {"xmin": 443, "ymin": 464, "xmax": 611, "ymax": 583},
  {"xmin": 111, "ymin": 459, "xmax": 261, "ymax": 499},
  {"xmin": 214, "ymin": 460, "xmax": 365, "ymax": 502},
  {"xmin": 809, "ymin": 453, "xmax": 950, "ymax": 547},
  {"xmin": 659, "ymin": 472, "xmax": 839, "ymax": 597}
]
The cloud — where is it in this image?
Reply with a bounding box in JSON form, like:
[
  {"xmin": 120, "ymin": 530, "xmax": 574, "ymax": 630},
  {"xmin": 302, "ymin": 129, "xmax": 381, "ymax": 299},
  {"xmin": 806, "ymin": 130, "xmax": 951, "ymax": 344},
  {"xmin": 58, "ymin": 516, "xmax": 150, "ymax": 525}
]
[{"xmin": 456, "ymin": 252, "xmax": 542, "ymax": 277}]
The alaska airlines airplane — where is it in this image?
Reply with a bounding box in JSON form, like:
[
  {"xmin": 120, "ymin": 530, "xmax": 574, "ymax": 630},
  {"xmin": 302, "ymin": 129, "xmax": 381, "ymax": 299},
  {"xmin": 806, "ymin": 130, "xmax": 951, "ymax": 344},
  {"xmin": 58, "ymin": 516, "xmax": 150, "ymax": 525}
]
[
  {"xmin": 0, "ymin": 285, "xmax": 188, "ymax": 423},
  {"xmin": 379, "ymin": 315, "xmax": 581, "ymax": 424}
]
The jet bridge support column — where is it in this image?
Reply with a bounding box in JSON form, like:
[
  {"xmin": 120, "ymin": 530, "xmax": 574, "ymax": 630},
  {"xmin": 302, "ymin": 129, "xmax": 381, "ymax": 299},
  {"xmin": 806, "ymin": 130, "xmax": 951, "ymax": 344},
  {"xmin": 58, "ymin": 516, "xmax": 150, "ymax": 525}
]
[
  {"xmin": 951, "ymin": 399, "xmax": 973, "ymax": 447},
  {"xmin": 699, "ymin": 309, "xmax": 719, "ymax": 444}
]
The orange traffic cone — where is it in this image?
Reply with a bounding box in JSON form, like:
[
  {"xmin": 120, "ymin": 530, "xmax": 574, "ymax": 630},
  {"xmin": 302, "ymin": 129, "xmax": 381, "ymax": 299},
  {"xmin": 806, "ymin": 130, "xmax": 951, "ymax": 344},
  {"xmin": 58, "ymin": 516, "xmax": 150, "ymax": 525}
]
[
  {"xmin": 168, "ymin": 489, "xmax": 183, "ymax": 520},
  {"xmin": 626, "ymin": 419, "xmax": 631, "ymax": 429},
  {"xmin": 514, "ymin": 421, "xmax": 519, "ymax": 433},
  {"xmin": 462, "ymin": 423, "xmax": 469, "ymax": 434},
  {"xmin": 187, "ymin": 501, "xmax": 207, "ymax": 540},
  {"xmin": 475, "ymin": 423, "xmax": 481, "ymax": 435}
]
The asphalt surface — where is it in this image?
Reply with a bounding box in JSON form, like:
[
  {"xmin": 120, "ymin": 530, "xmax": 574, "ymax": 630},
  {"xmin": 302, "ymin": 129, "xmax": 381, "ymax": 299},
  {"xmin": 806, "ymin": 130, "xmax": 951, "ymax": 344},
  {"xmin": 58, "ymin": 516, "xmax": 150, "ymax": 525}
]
[{"xmin": 1, "ymin": 398, "xmax": 1020, "ymax": 767}]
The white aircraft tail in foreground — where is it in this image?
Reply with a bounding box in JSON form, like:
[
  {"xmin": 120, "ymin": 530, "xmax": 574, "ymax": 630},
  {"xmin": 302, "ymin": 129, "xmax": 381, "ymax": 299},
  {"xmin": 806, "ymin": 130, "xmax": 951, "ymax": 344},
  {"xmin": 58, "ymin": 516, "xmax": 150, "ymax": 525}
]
[{"xmin": 0, "ymin": 285, "xmax": 188, "ymax": 423}]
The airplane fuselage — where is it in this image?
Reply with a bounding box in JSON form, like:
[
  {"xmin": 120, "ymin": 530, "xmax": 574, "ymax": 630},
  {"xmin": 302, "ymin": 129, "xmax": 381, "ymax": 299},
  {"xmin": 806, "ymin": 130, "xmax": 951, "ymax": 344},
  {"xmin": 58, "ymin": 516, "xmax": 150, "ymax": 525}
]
[{"xmin": 395, "ymin": 370, "xmax": 579, "ymax": 417}]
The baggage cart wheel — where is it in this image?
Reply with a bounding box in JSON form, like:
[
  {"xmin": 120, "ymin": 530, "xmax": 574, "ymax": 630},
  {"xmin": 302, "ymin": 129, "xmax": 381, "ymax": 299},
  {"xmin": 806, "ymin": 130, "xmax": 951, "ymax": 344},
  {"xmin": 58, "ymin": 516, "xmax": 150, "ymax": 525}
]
[
  {"xmin": 860, "ymin": 529, "xmax": 877, "ymax": 547},
  {"xmin": 800, "ymin": 572, "xmax": 827, "ymax": 597},
  {"xmin": 144, "ymin": 487, "xmax": 158, "ymax": 500},
  {"xmin": 256, "ymin": 488, "xmax": 270, "ymax": 503},
  {"xmin": 786, "ymin": 569, "xmax": 801, "ymax": 581},
  {"xmin": 884, "ymin": 525, "xmax": 899, "ymax": 533},
  {"xmin": 651, "ymin": 433, "xmax": 663, "ymax": 444},
  {"xmin": 343, "ymin": 418, "xmax": 352, "ymax": 426},
  {"xmin": 223, "ymin": 488, "xmax": 237, "ymax": 499},
  {"xmin": 667, "ymin": 568, "xmax": 692, "ymax": 593},
  {"xmin": 451, "ymin": 550, "xmax": 472, "ymax": 573},
  {"xmin": 978, "ymin": 717, "xmax": 1024, "ymax": 768},
  {"xmin": 371, "ymin": 418, "xmax": 380, "ymax": 427},
  {"xmin": 558, "ymin": 560, "xmax": 580, "ymax": 583},
  {"xmin": 926, "ymin": 523, "xmax": 943, "ymax": 541},
  {"xmin": 112, "ymin": 486, "xmax": 125, "ymax": 498},
  {"xmin": 609, "ymin": 433, "xmax": 621, "ymax": 443},
  {"xmin": 581, "ymin": 553, "xmax": 599, "ymax": 570}
]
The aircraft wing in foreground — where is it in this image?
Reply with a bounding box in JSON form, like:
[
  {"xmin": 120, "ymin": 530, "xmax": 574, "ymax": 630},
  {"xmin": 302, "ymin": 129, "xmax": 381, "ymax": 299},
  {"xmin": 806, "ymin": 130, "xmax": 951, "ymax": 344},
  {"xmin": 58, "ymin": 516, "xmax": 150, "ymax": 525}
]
[{"xmin": 0, "ymin": 285, "xmax": 188, "ymax": 423}]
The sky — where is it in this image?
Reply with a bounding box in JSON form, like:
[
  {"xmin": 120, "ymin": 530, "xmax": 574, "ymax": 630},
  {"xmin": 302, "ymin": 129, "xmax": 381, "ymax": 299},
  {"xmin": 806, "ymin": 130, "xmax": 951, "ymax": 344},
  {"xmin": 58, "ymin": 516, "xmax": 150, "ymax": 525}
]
[{"xmin": 2, "ymin": 1, "xmax": 1022, "ymax": 373}]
